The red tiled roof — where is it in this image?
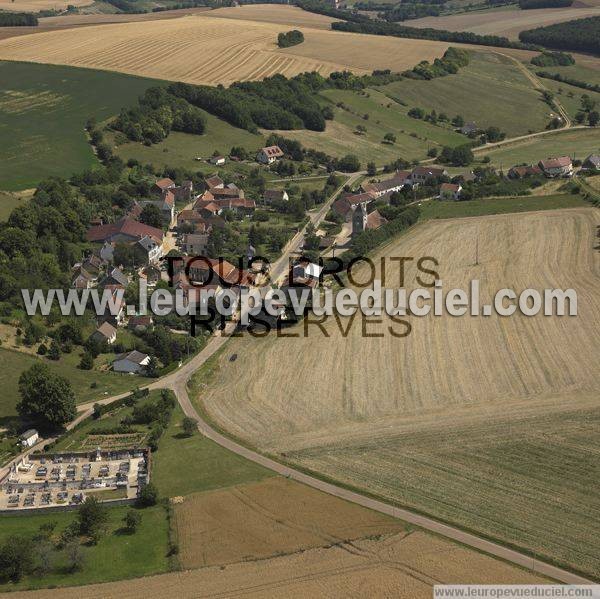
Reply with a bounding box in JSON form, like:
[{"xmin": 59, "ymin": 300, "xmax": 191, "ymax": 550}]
[
  {"xmin": 155, "ymin": 178, "xmax": 175, "ymax": 190},
  {"xmin": 366, "ymin": 210, "xmax": 387, "ymax": 230},
  {"xmin": 205, "ymin": 176, "xmax": 224, "ymax": 189},
  {"xmin": 440, "ymin": 183, "xmax": 460, "ymax": 192},
  {"xmin": 86, "ymin": 217, "xmax": 164, "ymax": 244},
  {"xmin": 261, "ymin": 145, "xmax": 284, "ymax": 157},
  {"xmin": 345, "ymin": 192, "xmax": 376, "ymax": 205}
]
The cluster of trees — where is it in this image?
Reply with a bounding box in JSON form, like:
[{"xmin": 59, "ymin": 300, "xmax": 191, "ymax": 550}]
[
  {"xmin": 166, "ymin": 74, "xmax": 327, "ymax": 133},
  {"xmin": 277, "ymin": 29, "xmax": 304, "ymax": 47},
  {"xmin": 574, "ymin": 95, "xmax": 599, "ymax": 126},
  {"xmin": 112, "ymin": 86, "xmax": 207, "ymax": 144},
  {"xmin": 124, "ymin": 390, "xmax": 176, "ymax": 450},
  {"xmin": 17, "ymin": 363, "xmax": 76, "ymax": 430},
  {"xmin": 519, "ymin": 0, "xmax": 572, "ymax": 8},
  {"xmin": 519, "ymin": 16, "xmax": 600, "ymax": 55},
  {"xmin": 530, "ymin": 51, "xmax": 575, "ymax": 67},
  {"xmin": 0, "ymin": 12, "xmax": 38, "ymax": 26},
  {"xmin": 439, "ymin": 144, "xmax": 474, "ymax": 166},
  {"xmin": 380, "ymin": 3, "xmax": 442, "ymax": 22},
  {"xmin": 331, "ymin": 20, "xmax": 539, "ymax": 51},
  {"xmin": 0, "ymin": 176, "xmax": 95, "ymax": 306},
  {"xmin": 460, "ymin": 167, "xmax": 545, "ymax": 200},
  {"xmin": 405, "ymin": 47, "xmax": 470, "ymax": 80}
]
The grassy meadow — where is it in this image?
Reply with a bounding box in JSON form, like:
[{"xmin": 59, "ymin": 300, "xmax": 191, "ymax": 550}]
[
  {"xmin": 380, "ymin": 51, "xmax": 552, "ymax": 138},
  {"xmin": 0, "ymin": 348, "xmax": 138, "ymax": 421},
  {"xmin": 482, "ymin": 128, "xmax": 600, "ymax": 167},
  {"xmin": 111, "ymin": 112, "xmax": 266, "ymax": 173},
  {"xmin": 0, "ymin": 505, "xmax": 169, "ymax": 591},
  {"xmin": 419, "ymin": 193, "xmax": 588, "ymax": 220},
  {"xmin": 0, "ymin": 61, "xmax": 158, "ymax": 190}
]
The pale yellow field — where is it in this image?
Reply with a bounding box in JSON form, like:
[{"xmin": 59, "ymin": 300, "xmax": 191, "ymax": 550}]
[
  {"xmin": 410, "ymin": 5, "xmax": 600, "ymax": 40},
  {"xmin": 198, "ymin": 207, "xmax": 600, "ymax": 577},
  {"xmin": 0, "ymin": 0, "xmax": 91, "ymax": 12},
  {"xmin": 0, "ymin": 12, "xmax": 451, "ymax": 85}
]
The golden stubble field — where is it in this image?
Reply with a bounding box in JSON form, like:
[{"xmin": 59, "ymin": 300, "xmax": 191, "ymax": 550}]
[
  {"xmin": 199, "ymin": 207, "xmax": 600, "ymax": 577},
  {"xmin": 0, "ymin": 8, "xmax": 451, "ymax": 85},
  {"xmin": 409, "ymin": 5, "xmax": 600, "ymax": 39},
  {"xmin": 0, "ymin": 0, "xmax": 91, "ymax": 11}
]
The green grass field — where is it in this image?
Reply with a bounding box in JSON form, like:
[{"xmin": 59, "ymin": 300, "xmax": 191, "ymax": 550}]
[
  {"xmin": 380, "ymin": 51, "xmax": 552, "ymax": 138},
  {"xmin": 419, "ymin": 193, "xmax": 588, "ymax": 220},
  {"xmin": 0, "ymin": 61, "xmax": 159, "ymax": 191},
  {"xmin": 482, "ymin": 128, "xmax": 600, "ymax": 167},
  {"xmin": 0, "ymin": 190, "xmax": 31, "ymax": 221},
  {"xmin": 111, "ymin": 111, "xmax": 266, "ymax": 173},
  {"xmin": 151, "ymin": 403, "xmax": 273, "ymax": 498},
  {"xmin": 0, "ymin": 348, "xmax": 139, "ymax": 421},
  {"xmin": 0, "ymin": 504, "xmax": 169, "ymax": 591}
]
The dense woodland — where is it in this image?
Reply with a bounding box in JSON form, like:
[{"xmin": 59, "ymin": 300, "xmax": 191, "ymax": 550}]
[
  {"xmin": 519, "ymin": 17, "xmax": 600, "ymax": 55},
  {"xmin": 0, "ymin": 12, "xmax": 38, "ymax": 26}
]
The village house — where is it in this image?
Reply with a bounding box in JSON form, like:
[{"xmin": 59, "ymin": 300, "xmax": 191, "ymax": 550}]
[
  {"xmin": 459, "ymin": 122, "xmax": 478, "ymax": 136},
  {"xmin": 181, "ymin": 256, "xmax": 254, "ymax": 289},
  {"xmin": 538, "ymin": 156, "xmax": 573, "ymax": 178},
  {"xmin": 290, "ymin": 257, "xmax": 322, "ymax": 289},
  {"xmin": 263, "ymin": 189, "xmax": 289, "ymax": 204},
  {"xmin": 90, "ymin": 321, "xmax": 117, "ymax": 345},
  {"xmin": 100, "ymin": 241, "xmax": 115, "ymax": 263},
  {"xmin": 141, "ymin": 190, "xmax": 175, "ymax": 227},
  {"xmin": 103, "ymin": 267, "xmax": 128, "ymax": 287},
  {"xmin": 209, "ymin": 155, "xmax": 226, "ymax": 166},
  {"xmin": 181, "ymin": 233, "xmax": 209, "ymax": 255},
  {"xmin": 352, "ymin": 204, "xmax": 387, "ymax": 235},
  {"xmin": 194, "ymin": 199, "xmax": 222, "ymax": 218},
  {"xmin": 141, "ymin": 264, "xmax": 161, "ymax": 286},
  {"xmin": 332, "ymin": 191, "xmax": 377, "ymax": 221},
  {"xmin": 439, "ymin": 182, "xmax": 463, "ymax": 201},
  {"xmin": 205, "ymin": 175, "xmax": 224, "ymax": 189},
  {"xmin": 508, "ymin": 165, "xmax": 543, "ymax": 179},
  {"xmin": 256, "ymin": 145, "xmax": 284, "ymax": 164},
  {"xmin": 87, "ymin": 217, "xmax": 164, "ymax": 247},
  {"xmin": 361, "ymin": 171, "xmax": 411, "ymax": 198},
  {"xmin": 128, "ymin": 315, "xmax": 153, "ymax": 332},
  {"xmin": 135, "ymin": 235, "xmax": 163, "ymax": 264},
  {"xmin": 582, "ymin": 154, "xmax": 600, "ymax": 172},
  {"xmin": 71, "ymin": 265, "xmax": 94, "ymax": 289},
  {"xmin": 410, "ymin": 166, "xmax": 448, "ymax": 185},
  {"xmin": 98, "ymin": 288, "xmax": 125, "ymax": 327},
  {"xmin": 152, "ymin": 178, "xmax": 175, "ymax": 195},
  {"xmin": 113, "ymin": 350, "xmax": 150, "ymax": 374},
  {"xmin": 19, "ymin": 429, "xmax": 39, "ymax": 448}
]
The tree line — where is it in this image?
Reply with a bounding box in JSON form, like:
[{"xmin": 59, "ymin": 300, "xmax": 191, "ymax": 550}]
[
  {"xmin": 0, "ymin": 12, "xmax": 38, "ymax": 26},
  {"xmin": 519, "ymin": 0, "xmax": 572, "ymax": 8},
  {"xmin": 536, "ymin": 71, "xmax": 600, "ymax": 94},
  {"xmin": 519, "ymin": 16, "xmax": 600, "ymax": 55},
  {"xmin": 330, "ymin": 19, "xmax": 540, "ymax": 51},
  {"xmin": 530, "ymin": 51, "xmax": 575, "ymax": 67}
]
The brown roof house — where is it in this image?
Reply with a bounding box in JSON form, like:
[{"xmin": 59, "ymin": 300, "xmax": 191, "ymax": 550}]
[
  {"xmin": 361, "ymin": 171, "xmax": 411, "ymax": 198},
  {"xmin": 263, "ymin": 189, "xmax": 289, "ymax": 204},
  {"xmin": 90, "ymin": 322, "xmax": 117, "ymax": 345},
  {"xmin": 410, "ymin": 166, "xmax": 448, "ymax": 185},
  {"xmin": 87, "ymin": 217, "xmax": 164, "ymax": 246},
  {"xmin": 439, "ymin": 182, "xmax": 462, "ymax": 200},
  {"xmin": 538, "ymin": 156, "xmax": 573, "ymax": 178}
]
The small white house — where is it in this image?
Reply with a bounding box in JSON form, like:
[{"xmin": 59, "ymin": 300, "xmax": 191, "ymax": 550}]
[
  {"xmin": 209, "ymin": 155, "xmax": 226, "ymax": 166},
  {"xmin": 20, "ymin": 429, "xmax": 39, "ymax": 448},
  {"xmin": 113, "ymin": 350, "xmax": 151, "ymax": 374},
  {"xmin": 256, "ymin": 145, "xmax": 284, "ymax": 164}
]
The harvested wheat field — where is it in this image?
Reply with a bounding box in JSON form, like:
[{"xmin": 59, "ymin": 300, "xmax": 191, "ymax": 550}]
[
  {"xmin": 410, "ymin": 5, "xmax": 600, "ymax": 39},
  {"xmin": 173, "ymin": 477, "xmax": 406, "ymax": 568},
  {"xmin": 0, "ymin": 13, "xmax": 451, "ymax": 85},
  {"xmin": 0, "ymin": 0, "xmax": 91, "ymax": 11},
  {"xmin": 207, "ymin": 4, "xmax": 336, "ymax": 29},
  {"xmin": 198, "ymin": 207, "xmax": 600, "ymax": 578}
]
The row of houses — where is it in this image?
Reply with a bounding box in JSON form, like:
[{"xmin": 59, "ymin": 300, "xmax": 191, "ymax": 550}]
[{"xmin": 509, "ymin": 154, "xmax": 600, "ymax": 179}]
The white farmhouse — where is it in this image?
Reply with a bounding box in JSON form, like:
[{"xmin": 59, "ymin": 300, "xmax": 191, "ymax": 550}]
[
  {"xmin": 20, "ymin": 429, "xmax": 39, "ymax": 448},
  {"xmin": 113, "ymin": 350, "xmax": 151, "ymax": 374}
]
